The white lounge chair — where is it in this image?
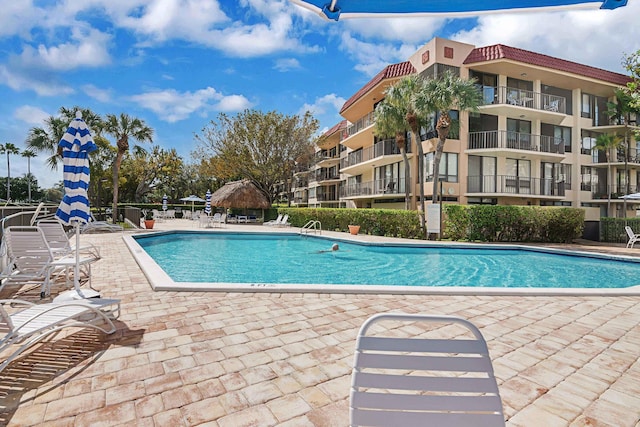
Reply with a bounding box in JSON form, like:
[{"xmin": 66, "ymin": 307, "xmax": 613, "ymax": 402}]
[
  {"xmin": 37, "ymin": 219, "xmax": 101, "ymax": 261},
  {"xmin": 1, "ymin": 226, "xmax": 94, "ymax": 298},
  {"xmin": 80, "ymin": 214, "xmax": 123, "ymax": 234},
  {"xmin": 264, "ymin": 214, "xmax": 283, "ymax": 226},
  {"xmin": 0, "ymin": 226, "xmax": 56, "ymax": 297},
  {"xmin": 276, "ymin": 214, "xmax": 291, "ymax": 227},
  {"xmin": 211, "ymin": 213, "xmax": 226, "ymax": 228},
  {"xmin": 0, "ymin": 298, "xmax": 120, "ymax": 374},
  {"xmin": 350, "ymin": 313, "xmax": 505, "ymax": 427},
  {"xmin": 625, "ymin": 226, "xmax": 640, "ymax": 248}
]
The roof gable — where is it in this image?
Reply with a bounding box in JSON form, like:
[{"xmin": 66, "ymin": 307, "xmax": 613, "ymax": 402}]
[
  {"xmin": 340, "ymin": 61, "xmax": 416, "ymax": 114},
  {"xmin": 464, "ymin": 44, "xmax": 630, "ymax": 86}
]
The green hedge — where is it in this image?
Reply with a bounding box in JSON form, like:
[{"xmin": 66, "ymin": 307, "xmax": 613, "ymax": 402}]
[
  {"xmin": 444, "ymin": 205, "xmax": 584, "ymax": 243},
  {"xmin": 277, "ymin": 206, "xmax": 584, "ymax": 243},
  {"xmin": 600, "ymin": 217, "xmax": 640, "ymax": 243},
  {"xmin": 279, "ymin": 208, "xmax": 423, "ymax": 239}
]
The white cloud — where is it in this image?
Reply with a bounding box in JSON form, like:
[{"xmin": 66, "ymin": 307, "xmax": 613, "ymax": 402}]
[
  {"xmin": 129, "ymin": 86, "xmax": 252, "ymax": 122},
  {"xmin": 0, "ymin": 1, "xmax": 47, "ymax": 38},
  {"xmin": 0, "ymin": 65, "xmax": 74, "ymax": 96},
  {"xmin": 82, "ymin": 84, "xmax": 112, "ymax": 103},
  {"xmin": 13, "ymin": 105, "xmax": 51, "ymax": 125},
  {"xmin": 451, "ymin": 5, "xmax": 640, "ymax": 74},
  {"xmin": 298, "ymin": 93, "xmax": 346, "ymax": 117},
  {"xmin": 339, "ymin": 32, "xmax": 414, "ymax": 77},
  {"xmin": 274, "ymin": 58, "xmax": 301, "ymax": 71},
  {"xmin": 14, "ymin": 28, "xmax": 111, "ymax": 71}
]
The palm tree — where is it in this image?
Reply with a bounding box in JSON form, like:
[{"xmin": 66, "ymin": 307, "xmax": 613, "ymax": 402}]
[
  {"xmin": 414, "ymin": 71, "xmax": 482, "ymax": 204},
  {"xmin": 374, "ymin": 99, "xmax": 411, "ymax": 210},
  {"xmin": 0, "ymin": 143, "xmax": 21, "ymax": 201},
  {"xmin": 594, "ymin": 133, "xmax": 623, "ymax": 216},
  {"xmin": 104, "ymin": 113, "xmax": 153, "ymax": 223},
  {"xmin": 375, "ymin": 75, "xmax": 434, "ymax": 232},
  {"xmin": 26, "ymin": 107, "xmax": 103, "ymax": 170},
  {"xmin": 21, "ymin": 149, "xmax": 37, "ymax": 202}
]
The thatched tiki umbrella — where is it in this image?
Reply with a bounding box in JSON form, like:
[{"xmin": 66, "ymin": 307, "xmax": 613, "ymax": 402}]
[{"xmin": 210, "ymin": 180, "xmax": 271, "ymax": 220}]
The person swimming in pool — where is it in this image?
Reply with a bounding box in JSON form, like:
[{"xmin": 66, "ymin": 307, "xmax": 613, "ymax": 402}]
[{"xmin": 317, "ymin": 243, "xmax": 339, "ymax": 253}]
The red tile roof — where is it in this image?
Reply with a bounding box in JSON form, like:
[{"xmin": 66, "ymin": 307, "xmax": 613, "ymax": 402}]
[
  {"xmin": 464, "ymin": 44, "xmax": 631, "ymax": 86},
  {"xmin": 323, "ymin": 120, "xmax": 347, "ymax": 137},
  {"xmin": 340, "ymin": 61, "xmax": 416, "ymax": 114}
]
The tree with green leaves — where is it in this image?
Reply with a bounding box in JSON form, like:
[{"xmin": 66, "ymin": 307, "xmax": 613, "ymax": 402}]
[
  {"xmin": 26, "ymin": 107, "xmax": 103, "ymax": 170},
  {"xmin": 414, "ymin": 71, "xmax": 482, "ymax": 205},
  {"xmin": 20, "ymin": 149, "xmax": 37, "ymax": 202},
  {"xmin": 375, "ymin": 76, "xmax": 432, "ymax": 225},
  {"xmin": 103, "ymin": 113, "xmax": 153, "ymax": 222},
  {"xmin": 594, "ymin": 133, "xmax": 623, "ymax": 216},
  {"xmin": 120, "ymin": 146, "xmax": 184, "ymax": 202},
  {"xmin": 0, "ymin": 143, "xmax": 21, "ymax": 201},
  {"xmin": 622, "ymin": 49, "xmax": 640, "ymax": 111},
  {"xmin": 194, "ymin": 109, "xmax": 320, "ymax": 204}
]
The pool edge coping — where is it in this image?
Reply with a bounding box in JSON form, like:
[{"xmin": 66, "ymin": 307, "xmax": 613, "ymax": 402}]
[{"xmin": 122, "ymin": 230, "xmax": 640, "ymax": 297}]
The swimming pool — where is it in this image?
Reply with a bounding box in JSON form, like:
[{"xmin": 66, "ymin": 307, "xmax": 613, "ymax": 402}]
[{"xmin": 125, "ymin": 231, "xmax": 640, "ymax": 295}]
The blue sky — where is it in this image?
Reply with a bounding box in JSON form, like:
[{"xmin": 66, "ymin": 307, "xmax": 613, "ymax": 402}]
[{"xmin": 1, "ymin": 0, "xmax": 639, "ymax": 189}]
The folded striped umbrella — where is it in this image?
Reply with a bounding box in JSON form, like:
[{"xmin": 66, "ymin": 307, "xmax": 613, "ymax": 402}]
[
  {"xmin": 55, "ymin": 111, "xmax": 98, "ymax": 298},
  {"xmin": 290, "ymin": 0, "xmax": 627, "ymax": 20},
  {"xmin": 55, "ymin": 111, "xmax": 97, "ymax": 225},
  {"xmin": 204, "ymin": 189, "xmax": 212, "ymax": 215},
  {"xmin": 162, "ymin": 194, "xmax": 168, "ymax": 211}
]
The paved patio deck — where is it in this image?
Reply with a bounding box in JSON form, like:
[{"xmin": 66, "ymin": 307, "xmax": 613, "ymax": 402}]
[{"xmin": 1, "ymin": 219, "xmax": 639, "ymax": 426}]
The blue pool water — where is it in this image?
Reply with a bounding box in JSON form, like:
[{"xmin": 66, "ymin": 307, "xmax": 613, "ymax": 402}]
[{"xmin": 133, "ymin": 232, "xmax": 640, "ymax": 289}]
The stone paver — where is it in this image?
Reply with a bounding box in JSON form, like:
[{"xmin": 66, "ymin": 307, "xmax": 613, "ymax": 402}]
[{"xmin": 1, "ymin": 220, "xmax": 639, "ymax": 426}]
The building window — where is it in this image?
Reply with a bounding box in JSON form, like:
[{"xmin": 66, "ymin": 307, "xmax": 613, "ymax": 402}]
[
  {"xmin": 542, "ymin": 123, "xmax": 572, "ymax": 153},
  {"xmin": 421, "ymin": 110, "xmax": 460, "ymax": 140},
  {"xmin": 581, "ymin": 166, "xmax": 597, "ymax": 191},
  {"xmin": 582, "ymin": 93, "xmax": 592, "ymax": 118},
  {"xmin": 375, "ymin": 162, "xmax": 402, "ymax": 193},
  {"xmin": 469, "ymin": 70, "xmax": 498, "ymax": 105},
  {"xmin": 468, "ymin": 155, "xmax": 496, "ymax": 193},
  {"xmin": 506, "ymin": 158, "xmax": 531, "ymax": 194},
  {"xmin": 581, "ymin": 130, "xmax": 601, "ymax": 155},
  {"xmin": 425, "ymin": 152, "xmax": 458, "ymax": 182}
]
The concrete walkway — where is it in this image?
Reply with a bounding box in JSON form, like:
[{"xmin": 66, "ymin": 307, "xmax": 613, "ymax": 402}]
[{"xmin": 1, "ymin": 219, "xmax": 639, "ymax": 426}]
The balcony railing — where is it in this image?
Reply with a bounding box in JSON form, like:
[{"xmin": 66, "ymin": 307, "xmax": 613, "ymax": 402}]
[
  {"xmin": 310, "ymin": 169, "xmax": 340, "ymax": 182},
  {"xmin": 341, "ymin": 178, "xmax": 406, "ymax": 198},
  {"xmin": 467, "ymin": 175, "xmax": 566, "ymax": 197},
  {"xmin": 480, "ymin": 86, "xmax": 567, "ymax": 114},
  {"xmin": 315, "ymin": 193, "xmax": 339, "ymax": 201},
  {"xmin": 340, "ymin": 139, "xmax": 411, "ymax": 169},
  {"xmin": 468, "ymin": 130, "xmax": 565, "ymax": 154},
  {"xmin": 585, "ymin": 184, "xmax": 639, "ymax": 200},
  {"xmin": 344, "ymin": 111, "xmax": 375, "ymax": 140}
]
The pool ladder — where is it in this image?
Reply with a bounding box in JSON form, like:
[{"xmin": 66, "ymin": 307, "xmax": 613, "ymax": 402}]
[{"xmin": 300, "ymin": 220, "xmax": 322, "ymax": 235}]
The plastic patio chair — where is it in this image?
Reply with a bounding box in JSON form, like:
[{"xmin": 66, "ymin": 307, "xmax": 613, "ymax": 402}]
[
  {"xmin": 37, "ymin": 219, "xmax": 101, "ymax": 261},
  {"xmin": 625, "ymin": 226, "xmax": 640, "ymax": 248},
  {"xmin": 0, "ymin": 298, "xmax": 120, "ymax": 374},
  {"xmin": 350, "ymin": 313, "xmax": 505, "ymax": 427}
]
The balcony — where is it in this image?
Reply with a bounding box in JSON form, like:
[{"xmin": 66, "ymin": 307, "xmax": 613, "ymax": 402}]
[
  {"xmin": 341, "ymin": 178, "xmax": 406, "ymax": 198},
  {"xmin": 315, "ymin": 193, "xmax": 339, "ymax": 202},
  {"xmin": 468, "ymin": 130, "xmax": 565, "ymax": 161},
  {"xmin": 309, "ymin": 169, "xmax": 340, "ymax": 184},
  {"xmin": 479, "ymin": 86, "xmax": 567, "ymax": 124},
  {"xmin": 342, "ymin": 111, "xmax": 376, "ymax": 150},
  {"xmin": 315, "ymin": 150, "xmax": 340, "ymax": 168},
  {"xmin": 340, "ymin": 139, "xmax": 411, "ymax": 175},
  {"xmin": 467, "ymin": 175, "xmax": 566, "ymax": 198}
]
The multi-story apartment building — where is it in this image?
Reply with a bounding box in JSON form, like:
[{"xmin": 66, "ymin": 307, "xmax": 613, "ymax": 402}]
[{"xmin": 310, "ymin": 37, "xmax": 638, "ymax": 221}]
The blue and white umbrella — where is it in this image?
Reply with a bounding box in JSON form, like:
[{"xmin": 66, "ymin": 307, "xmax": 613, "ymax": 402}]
[
  {"xmin": 55, "ymin": 111, "xmax": 97, "ymax": 298},
  {"xmin": 162, "ymin": 194, "xmax": 168, "ymax": 211},
  {"xmin": 290, "ymin": 0, "xmax": 626, "ymax": 20},
  {"xmin": 204, "ymin": 190, "xmax": 212, "ymax": 216}
]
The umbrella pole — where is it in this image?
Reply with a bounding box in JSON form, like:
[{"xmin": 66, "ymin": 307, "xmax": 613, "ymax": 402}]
[{"xmin": 74, "ymin": 221, "xmax": 84, "ymax": 298}]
